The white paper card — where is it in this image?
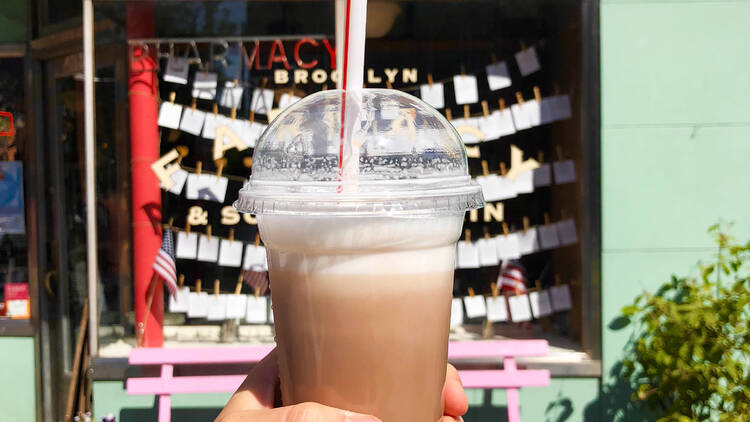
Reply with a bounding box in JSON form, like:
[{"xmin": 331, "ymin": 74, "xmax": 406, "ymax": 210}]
[
  {"xmin": 550, "ymin": 285, "xmax": 572, "ymax": 311},
  {"xmin": 515, "ymin": 46, "xmax": 541, "ymax": 76},
  {"xmin": 269, "ymin": 298, "xmax": 274, "ymax": 323},
  {"xmin": 456, "ymin": 241, "xmax": 480, "ymax": 269},
  {"xmin": 556, "ymin": 219, "xmax": 578, "ymax": 246},
  {"xmin": 161, "ymin": 165, "xmax": 189, "ymax": 195},
  {"xmin": 539, "ymin": 97, "xmax": 556, "ymax": 125},
  {"xmin": 529, "ymin": 290, "xmax": 553, "ymax": 318},
  {"xmin": 521, "ymin": 100, "xmax": 541, "ymax": 127},
  {"xmin": 218, "ymin": 239, "xmax": 244, "ymax": 267},
  {"xmin": 463, "ymin": 295, "xmax": 487, "ymax": 318},
  {"xmin": 486, "ymin": 61, "xmax": 512, "ymax": 91},
  {"xmin": 510, "ymin": 103, "xmax": 532, "ymax": 130},
  {"xmin": 168, "ymin": 287, "xmax": 191, "ymax": 313},
  {"xmin": 508, "ymin": 294, "xmax": 532, "ymax": 322},
  {"xmin": 185, "ymin": 173, "xmax": 228, "ymax": 202},
  {"xmin": 251, "ymin": 88, "xmax": 274, "ymax": 114},
  {"xmin": 226, "ymin": 294, "xmax": 247, "ymax": 319},
  {"xmin": 179, "ymin": 108, "xmax": 206, "ymax": 136},
  {"xmin": 453, "ymin": 75, "xmax": 479, "ymax": 105},
  {"xmin": 476, "ymin": 175, "xmax": 503, "ymax": 202},
  {"xmin": 479, "ymin": 110, "xmax": 516, "ymax": 140},
  {"xmin": 420, "ymin": 83, "xmax": 445, "ymax": 109},
  {"xmin": 476, "ymin": 238, "xmax": 499, "ymax": 266},
  {"xmin": 246, "ymin": 295, "xmax": 268, "ymax": 323},
  {"xmin": 495, "ymin": 176, "xmax": 518, "ymax": 201},
  {"xmin": 201, "ymin": 113, "xmax": 218, "ymax": 139},
  {"xmin": 496, "ymin": 234, "xmax": 521, "ymax": 260},
  {"xmin": 553, "ymin": 160, "xmax": 576, "ymax": 184},
  {"xmin": 450, "ymin": 117, "xmax": 481, "ymax": 144},
  {"xmin": 450, "ymin": 298, "xmax": 464, "ymax": 328},
  {"xmin": 552, "ymin": 95, "xmax": 572, "ymax": 121},
  {"xmin": 187, "ymin": 292, "xmax": 209, "ymax": 318},
  {"xmin": 513, "ymin": 170, "xmax": 535, "ymax": 194},
  {"xmin": 538, "ymin": 225, "xmax": 561, "ymax": 250},
  {"xmin": 197, "ymin": 234, "xmax": 220, "ymax": 262},
  {"xmin": 192, "ymin": 72, "xmax": 218, "ymax": 100},
  {"xmin": 518, "ymin": 228, "xmax": 540, "ymax": 255},
  {"xmin": 219, "ymin": 82, "xmax": 244, "ymax": 109},
  {"xmin": 533, "ymin": 163, "xmax": 552, "ymax": 187},
  {"xmin": 486, "ymin": 296, "xmax": 509, "ymax": 322},
  {"xmin": 158, "ymin": 102, "xmax": 183, "ymax": 129},
  {"xmin": 163, "ymin": 57, "xmax": 189, "ymax": 84},
  {"xmin": 175, "ymin": 232, "xmax": 198, "ymax": 259},
  {"xmin": 278, "ymin": 93, "xmax": 302, "ymax": 110},
  {"xmin": 243, "ymin": 245, "xmax": 267, "ymax": 270},
  {"xmin": 206, "ymin": 294, "xmax": 228, "ymax": 320}
]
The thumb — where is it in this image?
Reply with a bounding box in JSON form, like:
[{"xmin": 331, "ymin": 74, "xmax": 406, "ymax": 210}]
[{"xmin": 218, "ymin": 401, "xmax": 382, "ymax": 422}]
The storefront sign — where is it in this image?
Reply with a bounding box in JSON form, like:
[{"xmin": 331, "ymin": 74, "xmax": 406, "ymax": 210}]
[{"xmin": 4, "ymin": 282, "xmax": 29, "ymax": 319}]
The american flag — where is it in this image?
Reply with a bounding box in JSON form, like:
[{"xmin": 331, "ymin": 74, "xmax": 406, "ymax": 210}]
[
  {"xmin": 499, "ymin": 260, "xmax": 528, "ymax": 294},
  {"xmin": 153, "ymin": 227, "xmax": 178, "ymax": 297}
]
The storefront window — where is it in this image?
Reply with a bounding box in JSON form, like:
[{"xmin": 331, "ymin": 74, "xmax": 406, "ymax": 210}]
[{"xmin": 93, "ymin": 0, "xmax": 599, "ymax": 367}]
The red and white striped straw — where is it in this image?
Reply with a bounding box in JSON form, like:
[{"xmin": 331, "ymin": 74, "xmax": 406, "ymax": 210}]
[{"xmin": 337, "ymin": 0, "xmax": 367, "ymax": 191}]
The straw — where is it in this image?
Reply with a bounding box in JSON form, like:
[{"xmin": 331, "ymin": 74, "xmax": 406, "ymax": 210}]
[{"xmin": 337, "ymin": 0, "xmax": 368, "ymax": 193}]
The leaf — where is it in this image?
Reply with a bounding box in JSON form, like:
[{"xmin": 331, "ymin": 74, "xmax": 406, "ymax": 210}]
[
  {"xmin": 621, "ymin": 305, "xmax": 639, "ymax": 317},
  {"xmin": 609, "ymin": 315, "xmax": 631, "ymax": 330}
]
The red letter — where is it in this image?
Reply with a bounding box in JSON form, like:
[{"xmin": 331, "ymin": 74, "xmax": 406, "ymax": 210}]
[
  {"xmin": 322, "ymin": 38, "xmax": 336, "ymax": 69},
  {"xmin": 294, "ymin": 38, "xmax": 319, "ymax": 69},
  {"xmin": 267, "ymin": 39, "xmax": 291, "ymax": 70},
  {"xmin": 240, "ymin": 41, "xmax": 261, "ymax": 71}
]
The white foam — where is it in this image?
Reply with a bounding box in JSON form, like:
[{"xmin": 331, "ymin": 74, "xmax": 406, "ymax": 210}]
[{"xmin": 258, "ymin": 214, "xmax": 463, "ymax": 275}]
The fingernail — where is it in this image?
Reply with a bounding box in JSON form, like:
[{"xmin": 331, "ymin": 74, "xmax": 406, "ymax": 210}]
[
  {"xmin": 344, "ymin": 413, "xmax": 381, "ymax": 422},
  {"xmin": 458, "ymin": 417, "xmax": 465, "ymax": 422}
]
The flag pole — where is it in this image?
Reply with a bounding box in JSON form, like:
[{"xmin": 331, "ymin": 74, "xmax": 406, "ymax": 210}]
[{"xmin": 137, "ymin": 273, "xmax": 160, "ymax": 347}]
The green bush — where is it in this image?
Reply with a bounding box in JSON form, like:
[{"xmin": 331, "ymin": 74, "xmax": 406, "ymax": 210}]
[{"xmin": 620, "ymin": 225, "xmax": 750, "ymax": 421}]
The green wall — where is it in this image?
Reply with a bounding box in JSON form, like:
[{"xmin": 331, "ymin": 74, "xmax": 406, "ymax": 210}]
[
  {"xmin": 0, "ymin": 0, "xmax": 27, "ymax": 43},
  {"xmin": 0, "ymin": 337, "xmax": 37, "ymax": 422},
  {"xmin": 600, "ymin": 0, "xmax": 750, "ymax": 420}
]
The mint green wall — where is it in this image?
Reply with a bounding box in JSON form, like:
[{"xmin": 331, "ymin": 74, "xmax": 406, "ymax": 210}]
[
  {"xmin": 600, "ymin": 0, "xmax": 750, "ymax": 420},
  {"xmin": 0, "ymin": 337, "xmax": 37, "ymax": 422},
  {"xmin": 0, "ymin": 0, "xmax": 27, "ymax": 43}
]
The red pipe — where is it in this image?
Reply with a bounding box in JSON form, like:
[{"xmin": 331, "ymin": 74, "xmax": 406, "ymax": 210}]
[{"xmin": 127, "ymin": 4, "xmax": 163, "ymax": 347}]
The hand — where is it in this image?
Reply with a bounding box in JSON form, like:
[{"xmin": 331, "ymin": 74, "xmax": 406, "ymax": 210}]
[{"xmin": 216, "ymin": 348, "xmax": 468, "ymax": 422}]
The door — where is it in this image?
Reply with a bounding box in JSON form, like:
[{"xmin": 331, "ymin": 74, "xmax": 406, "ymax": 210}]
[{"xmin": 36, "ymin": 45, "xmax": 130, "ymax": 421}]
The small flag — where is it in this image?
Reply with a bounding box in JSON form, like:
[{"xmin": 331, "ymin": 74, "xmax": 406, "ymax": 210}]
[
  {"xmin": 499, "ymin": 260, "xmax": 528, "ymax": 294},
  {"xmin": 153, "ymin": 227, "xmax": 178, "ymax": 297},
  {"xmin": 243, "ymin": 266, "xmax": 269, "ymax": 296}
]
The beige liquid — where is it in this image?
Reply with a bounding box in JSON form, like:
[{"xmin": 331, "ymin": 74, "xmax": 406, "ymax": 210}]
[{"xmin": 269, "ymin": 264, "xmax": 454, "ymax": 422}]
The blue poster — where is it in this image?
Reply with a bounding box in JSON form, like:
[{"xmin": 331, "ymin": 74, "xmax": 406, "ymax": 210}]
[{"xmin": 0, "ymin": 162, "xmax": 25, "ymax": 234}]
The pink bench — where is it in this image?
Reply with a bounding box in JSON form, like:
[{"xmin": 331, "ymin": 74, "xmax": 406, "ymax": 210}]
[{"xmin": 126, "ymin": 340, "xmax": 550, "ymax": 422}]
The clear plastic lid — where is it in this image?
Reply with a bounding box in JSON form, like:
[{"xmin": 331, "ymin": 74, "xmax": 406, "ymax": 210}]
[{"xmin": 235, "ymin": 89, "xmax": 484, "ymax": 216}]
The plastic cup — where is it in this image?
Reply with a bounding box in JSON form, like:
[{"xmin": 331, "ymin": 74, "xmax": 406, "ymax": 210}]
[{"xmin": 235, "ymin": 89, "xmax": 483, "ymax": 421}]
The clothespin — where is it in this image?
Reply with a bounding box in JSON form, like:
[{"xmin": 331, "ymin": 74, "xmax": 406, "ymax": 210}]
[
  {"xmin": 544, "ymin": 212, "xmax": 551, "ymax": 226},
  {"xmin": 502, "ymin": 222, "xmax": 510, "ymax": 237},
  {"xmin": 234, "ymin": 273, "xmax": 243, "ymax": 295},
  {"xmin": 498, "ymin": 98, "xmax": 506, "ymax": 111},
  {"xmin": 206, "ymin": 225, "xmax": 213, "ymax": 242},
  {"xmin": 463, "ymin": 104, "xmax": 470, "ymax": 119},
  {"xmin": 499, "ymin": 162, "xmax": 507, "ymax": 177},
  {"xmin": 261, "ymin": 77, "xmax": 269, "ymax": 89},
  {"xmin": 535, "ymin": 280, "xmax": 542, "ymax": 292},
  {"xmin": 249, "ymin": 110, "xmax": 255, "ymax": 123},
  {"xmin": 515, "ymin": 92, "xmax": 524, "ymax": 105},
  {"xmin": 554, "ymin": 84, "xmax": 561, "ymax": 96},
  {"xmin": 427, "ymin": 73, "xmax": 434, "ymax": 87},
  {"xmin": 467, "ymin": 287, "xmax": 476, "ymax": 297},
  {"xmin": 186, "ymin": 221, "xmax": 191, "ymax": 235},
  {"xmin": 228, "ymin": 228, "xmax": 235, "ymax": 243},
  {"xmin": 215, "ymin": 158, "xmax": 227, "ymax": 178},
  {"xmin": 191, "ymin": 97, "xmax": 197, "ymax": 111},
  {"xmin": 253, "ymin": 286, "xmax": 260, "ymax": 298},
  {"xmin": 243, "ymin": 157, "xmax": 253, "ymax": 168},
  {"xmin": 176, "ymin": 146, "xmax": 188, "ymax": 164},
  {"xmin": 167, "ymin": 217, "xmax": 174, "ymax": 229},
  {"xmin": 178, "ymin": 274, "xmax": 185, "ymax": 289},
  {"xmin": 561, "ymin": 208, "xmax": 567, "ymax": 220},
  {"xmin": 460, "ymin": 64, "xmax": 466, "ymax": 77},
  {"xmin": 196, "ymin": 279, "xmax": 202, "ymax": 293},
  {"xmin": 481, "ymin": 100, "xmax": 489, "ymax": 117},
  {"xmin": 490, "ymin": 282, "xmax": 499, "ymax": 298},
  {"xmin": 322, "ymin": 84, "xmax": 328, "ymax": 91},
  {"xmin": 533, "ymin": 86, "xmax": 542, "ymax": 103},
  {"xmin": 196, "ymin": 161, "xmax": 202, "ymax": 175},
  {"xmin": 230, "ymin": 107, "xmax": 237, "ymax": 120},
  {"xmin": 522, "ymin": 216, "xmax": 530, "ymax": 234},
  {"xmin": 520, "ymin": 40, "xmax": 527, "ymax": 51},
  {"xmin": 464, "ymin": 228, "xmax": 471, "ymax": 245},
  {"xmin": 212, "ymin": 103, "xmax": 218, "ymax": 116},
  {"xmin": 514, "ymin": 283, "xmax": 521, "ymax": 296},
  {"xmin": 481, "ymin": 160, "xmax": 490, "ymax": 177},
  {"xmin": 491, "ymin": 52, "xmax": 498, "ymax": 64},
  {"xmin": 445, "ymin": 108, "xmax": 452, "ymax": 121},
  {"xmin": 386, "ymin": 80, "xmax": 393, "ymax": 89},
  {"xmin": 554, "ymin": 275, "xmax": 561, "ymax": 287},
  {"xmin": 214, "ymin": 279, "xmax": 220, "ymax": 296},
  {"xmin": 169, "ymin": 92, "xmax": 176, "ymax": 104},
  {"xmin": 254, "ymin": 233, "xmax": 261, "ymax": 247},
  {"xmin": 556, "ymin": 145, "xmax": 564, "ymax": 161},
  {"xmin": 537, "ymin": 150, "xmax": 545, "ymax": 163},
  {"xmin": 483, "ymin": 226, "xmax": 490, "ymax": 240}
]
